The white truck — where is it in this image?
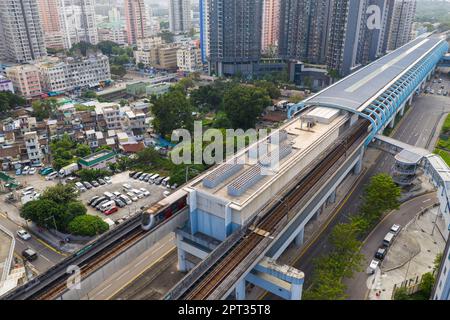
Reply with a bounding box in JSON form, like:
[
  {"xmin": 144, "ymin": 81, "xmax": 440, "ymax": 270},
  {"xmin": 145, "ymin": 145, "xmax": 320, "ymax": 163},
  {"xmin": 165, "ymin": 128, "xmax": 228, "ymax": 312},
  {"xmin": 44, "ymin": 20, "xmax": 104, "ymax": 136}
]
[{"xmin": 58, "ymin": 163, "xmax": 79, "ymax": 177}]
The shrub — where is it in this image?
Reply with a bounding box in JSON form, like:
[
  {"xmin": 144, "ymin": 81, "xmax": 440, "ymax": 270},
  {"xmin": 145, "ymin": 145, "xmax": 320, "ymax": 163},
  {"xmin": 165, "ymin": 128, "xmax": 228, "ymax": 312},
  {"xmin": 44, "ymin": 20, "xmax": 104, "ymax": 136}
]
[{"xmin": 68, "ymin": 215, "xmax": 109, "ymax": 237}]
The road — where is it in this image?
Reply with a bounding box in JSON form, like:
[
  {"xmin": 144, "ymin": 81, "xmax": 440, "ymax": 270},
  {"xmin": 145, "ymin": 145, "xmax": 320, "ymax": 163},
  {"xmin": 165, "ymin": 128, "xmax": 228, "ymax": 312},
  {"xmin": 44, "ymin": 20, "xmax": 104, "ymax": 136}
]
[
  {"xmin": 345, "ymin": 193, "xmax": 438, "ymax": 299},
  {"xmin": 262, "ymin": 73, "xmax": 450, "ymax": 299},
  {"xmin": 0, "ymin": 215, "xmax": 65, "ymax": 274}
]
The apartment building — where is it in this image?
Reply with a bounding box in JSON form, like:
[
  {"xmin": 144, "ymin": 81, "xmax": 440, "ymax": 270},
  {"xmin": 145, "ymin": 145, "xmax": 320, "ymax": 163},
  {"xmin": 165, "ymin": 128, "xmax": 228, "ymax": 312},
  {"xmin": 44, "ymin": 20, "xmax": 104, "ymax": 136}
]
[
  {"xmin": 169, "ymin": 0, "xmax": 192, "ymax": 34},
  {"xmin": 124, "ymin": 0, "xmax": 148, "ymax": 45},
  {"xmin": 177, "ymin": 46, "xmax": 203, "ymax": 72},
  {"xmin": 261, "ymin": 0, "xmax": 280, "ymax": 54},
  {"xmin": 59, "ymin": 0, "xmax": 98, "ymax": 47},
  {"xmin": 6, "ymin": 65, "xmax": 42, "ymax": 99},
  {"xmin": 37, "ymin": 0, "xmax": 65, "ymax": 49},
  {"xmin": 24, "ymin": 131, "xmax": 43, "ymax": 164},
  {"xmin": 387, "ymin": 0, "xmax": 417, "ymax": 50},
  {"xmin": 37, "ymin": 55, "xmax": 111, "ymax": 93},
  {"xmin": 0, "ymin": 0, "xmax": 47, "ymax": 63}
]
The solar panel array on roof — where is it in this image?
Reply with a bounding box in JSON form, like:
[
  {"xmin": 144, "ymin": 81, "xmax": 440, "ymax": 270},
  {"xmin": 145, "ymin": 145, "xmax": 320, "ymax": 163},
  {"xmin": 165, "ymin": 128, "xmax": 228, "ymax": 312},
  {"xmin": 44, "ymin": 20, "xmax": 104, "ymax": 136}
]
[
  {"xmin": 203, "ymin": 162, "xmax": 244, "ymax": 189},
  {"xmin": 227, "ymin": 165, "xmax": 263, "ymax": 197}
]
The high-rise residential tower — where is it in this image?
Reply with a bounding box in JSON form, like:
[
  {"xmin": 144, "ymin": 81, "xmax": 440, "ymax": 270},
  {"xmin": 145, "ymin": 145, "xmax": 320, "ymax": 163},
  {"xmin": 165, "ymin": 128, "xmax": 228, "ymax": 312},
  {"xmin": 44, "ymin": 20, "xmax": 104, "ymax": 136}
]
[
  {"xmin": 278, "ymin": 0, "xmax": 332, "ymax": 65},
  {"xmin": 124, "ymin": 0, "xmax": 147, "ymax": 45},
  {"xmin": 169, "ymin": 0, "xmax": 192, "ymax": 34},
  {"xmin": 326, "ymin": 0, "xmax": 367, "ymax": 77},
  {"xmin": 261, "ymin": 0, "xmax": 280, "ymax": 55},
  {"xmin": 199, "ymin": 0, "xmax": 210, "ymax": 63},
  {"xmin": 37, "ymin": 0, "xmax": 65, "ymax": 49},
  {"xmin": 59, "ymin": 0, "xmax": 98, "ymax": 48},
  {"xmin": 208, "ymin": 0, "xmax": 263, "ymax": 77},
  {"xmin": 0, "ymin": 0, "xmax": 47, "ymax": 63},
  {"xmin": 387, "ymin": 0, "xmax": 417, "ymax": 51}
]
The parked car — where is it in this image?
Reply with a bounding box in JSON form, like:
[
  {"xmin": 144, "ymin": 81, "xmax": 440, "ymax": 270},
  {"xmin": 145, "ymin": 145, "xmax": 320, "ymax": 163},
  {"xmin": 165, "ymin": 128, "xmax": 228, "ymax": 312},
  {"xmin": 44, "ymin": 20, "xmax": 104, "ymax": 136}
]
[
  {"xmin": 129, "ymin": 171, "xmax": 137, "ymax": 178},
  {"xmin": 382, "ymin": 232, "xmax": 396, "ymax": 247},
  {"xmin": 133, "ymin": 172, "xmax": 143, "ymax": 179},
  {"xmin": 46, "ymin": 172, "xmax": 58, "ymax": 180},
  {"xmin": 28, "ymin": 168, "xmax": 37, "ymax": 175},
  {"xmin": 114, "ymin": 198, "xmax": 126, "ymax": 208},
  {"xmin": 98, "ymin": 179, "xmax": 106, "ymax": 185},
  {"xmin": 139, "ymin": 188, "xmax": 150, "ymax": 196},
  {"xmin": 22, "ymin": 166, "xmax": 30, "ymax": 175},
  {"xmin": 390, "ymin": 224, "xmax": 401, "ymax": 235},
  {"xmin": 96, "ymin": 200, "xmax": 110, "ymax": 210},
  {"xmin": 113, "ymin": 191, "xmax": 122, "ymax": 198},
  {"xmin": 104, "ymin": 207, "xmax": 118, "ymax": 216},
  {"xmin": 366, "ymin": 260, "xmax": 380, "ymax": 275},
  {"xmin": 163, "ymin": 191, "xmax": 171, "ymax": 197},
  {"xmin": 83, "ymin": 182, "xmax": 93, "ymax": 189},
  {"xmin": 88, "ymin": 196, "xmax": 100, "ymax": 206},
  {"xmin": 375, "ymin": 247, "xmax": 387, "ymax": 261},
  {"xmin": 15, "ymin": 168, "xmax": 21, "ymax": 175},
  {"xmin": 171, "ymin": 183, "xmax": 178, "ymax": 190},
  {"xmin": 22, "ymin": 248, "xmax": 38, "ymax": 262},
  {"xmin": 144, "ymin": 174, "xmax": 151, "ymax": 182},
  {"xmin": 119, "ymin": 195, "xmax": 132, "ymax": 205},
  {"xmin": 123, "ymin": 184, "xmax": 132, "ymax": 191},
  {"xmin": 92, "ymin": 197, "xmax": 107, "ymax": 208},
  {"xmin": 132, "ymin": 189, "xmax": 144, "ymax": 199},
  {"xmin": 17, "ymin": 229, "xmax": 31, "ymax": 241},
  {"xmin": 91, "ymin": 180, "xmax": 100, "ymax": 188},
  {"xmin": 127, "ymin": 192, "xmax": 138, "ymax": 202},
  {"xmin": 104, "ymin": 176, "xmax": 112, "ymax": 184},
  {"xmin": 75, "ymin": 182, "xmax": 87, "ymax": 192},
  {"xmin": 139, "ymin": 173, "xmax": 148, "ymax": 181}
]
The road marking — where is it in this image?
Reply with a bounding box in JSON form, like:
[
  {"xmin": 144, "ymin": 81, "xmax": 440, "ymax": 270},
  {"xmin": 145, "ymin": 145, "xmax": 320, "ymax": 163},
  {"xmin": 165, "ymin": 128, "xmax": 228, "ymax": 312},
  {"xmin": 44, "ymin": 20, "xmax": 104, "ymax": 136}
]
[
  {"xmin": 134, "ymin": 258, "xmax": 149, "ymax": 268},
  {"xmin": 116, "ymin": 270, "xmax": 130, "ymax": 281},
  {"xmin": 423, "ymin": 199, "xmax": 431, "ymax": 203},
  {"xmin": 105, "ymin": 248, "xmax": 175, "ymax": 300},
  {"xmin": 92, "ymin": 283, "xmax": 112, "ymax": 298},
  {"xmin": 34, "ymin": 237, "xmax": 67, "ymax": 256},
  {"xmin": 41, "ymin": 254, "xmax": 51, "ymax": 263}
]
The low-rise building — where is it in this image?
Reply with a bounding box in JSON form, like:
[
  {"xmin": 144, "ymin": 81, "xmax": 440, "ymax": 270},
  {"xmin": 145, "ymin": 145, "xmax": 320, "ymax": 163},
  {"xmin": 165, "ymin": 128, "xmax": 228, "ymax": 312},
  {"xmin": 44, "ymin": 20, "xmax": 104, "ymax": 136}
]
[
  {"xmin": 5, "ymin": 65, "xmax": 42, "ymax": 99},
  {"xmin": 78, "ymin": 150, "xmax": 116, "ymax": 170}
]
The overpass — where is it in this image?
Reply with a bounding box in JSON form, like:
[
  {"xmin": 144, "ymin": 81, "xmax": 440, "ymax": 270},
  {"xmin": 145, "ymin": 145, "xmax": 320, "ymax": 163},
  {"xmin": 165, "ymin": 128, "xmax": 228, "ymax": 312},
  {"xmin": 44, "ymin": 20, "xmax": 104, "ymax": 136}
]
[{"xmin": 166, "ymin": 35, "xmax": 450, "ymax": 300}]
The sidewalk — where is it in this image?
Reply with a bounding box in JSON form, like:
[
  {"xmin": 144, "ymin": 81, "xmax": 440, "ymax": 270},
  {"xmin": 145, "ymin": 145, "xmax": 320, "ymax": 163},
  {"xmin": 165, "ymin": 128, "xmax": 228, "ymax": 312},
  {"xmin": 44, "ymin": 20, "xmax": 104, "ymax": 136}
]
[{"xmin": 367, "ymin": 207, "xmax": 446, "ymax": 300}]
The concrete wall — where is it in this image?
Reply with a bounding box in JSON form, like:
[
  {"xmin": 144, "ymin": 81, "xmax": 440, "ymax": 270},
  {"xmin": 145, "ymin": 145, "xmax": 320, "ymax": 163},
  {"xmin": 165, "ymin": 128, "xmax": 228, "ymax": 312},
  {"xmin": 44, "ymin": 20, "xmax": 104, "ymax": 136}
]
[{"xmin": 57, "ymin": 209, "xmax": 188, "ymax": 300}]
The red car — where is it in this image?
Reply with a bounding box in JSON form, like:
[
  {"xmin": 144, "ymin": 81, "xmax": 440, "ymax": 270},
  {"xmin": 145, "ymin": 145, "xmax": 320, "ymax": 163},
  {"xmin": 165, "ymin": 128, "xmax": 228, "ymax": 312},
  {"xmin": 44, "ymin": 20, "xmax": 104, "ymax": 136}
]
[{"xmin": 103, "ymin": 207, "xmax": 118, "ymax": 216}]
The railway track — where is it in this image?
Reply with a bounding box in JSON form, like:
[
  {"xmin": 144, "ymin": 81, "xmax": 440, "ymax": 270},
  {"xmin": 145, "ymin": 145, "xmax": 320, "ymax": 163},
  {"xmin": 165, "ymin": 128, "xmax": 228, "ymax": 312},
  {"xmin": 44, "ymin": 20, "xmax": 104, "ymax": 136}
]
[
  {"xmin": 36, "ymin": 228, "xmax": 147, "ymax": 300},
  {"xmin": 181, "ymin": 120, "xmax": 370, "ymax": 300}
]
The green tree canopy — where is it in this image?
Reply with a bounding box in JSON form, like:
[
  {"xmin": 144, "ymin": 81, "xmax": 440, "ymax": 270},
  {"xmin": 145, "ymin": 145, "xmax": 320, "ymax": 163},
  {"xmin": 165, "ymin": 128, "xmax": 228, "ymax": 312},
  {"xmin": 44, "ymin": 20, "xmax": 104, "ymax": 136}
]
[
  {"xmin": 223, "ymin": 85, "xmax": 271, "ymax": 130},
  {"xmin": 32, "ymin": 99, "xmax": 58, "ymax": 120},
  {"xmin": 0, "ymin": 92, "xmax": 26, "ymax": 114},
  {"xmin": 111, "ymin": 64, "xmax": 127, "ymax": 77},
  {"xmin": 68, "ymin": 215, "xmax": 109, "ymax": 237},
  {"xmin": 41, "ymin": 183, "xmax": 78, "ymax": 205},
  {"xmin": 151, "ymin": 89, "xmax": 194, "ymax": 136}
]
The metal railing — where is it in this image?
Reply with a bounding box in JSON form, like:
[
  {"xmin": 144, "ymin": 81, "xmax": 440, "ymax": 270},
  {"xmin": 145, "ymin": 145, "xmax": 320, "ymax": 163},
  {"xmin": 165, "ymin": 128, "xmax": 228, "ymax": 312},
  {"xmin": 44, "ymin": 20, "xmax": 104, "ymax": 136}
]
[{"xmin": 0, "ymin": 224, "xmax": 15, "ymax": 283}]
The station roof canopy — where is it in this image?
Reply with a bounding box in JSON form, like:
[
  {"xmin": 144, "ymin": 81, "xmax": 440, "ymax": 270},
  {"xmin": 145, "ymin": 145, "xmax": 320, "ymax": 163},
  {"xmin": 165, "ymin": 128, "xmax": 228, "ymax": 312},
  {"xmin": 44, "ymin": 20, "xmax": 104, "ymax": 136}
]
[{"xmin": 304, "ymin": 37, "xmax": 445, "ymax": 112}]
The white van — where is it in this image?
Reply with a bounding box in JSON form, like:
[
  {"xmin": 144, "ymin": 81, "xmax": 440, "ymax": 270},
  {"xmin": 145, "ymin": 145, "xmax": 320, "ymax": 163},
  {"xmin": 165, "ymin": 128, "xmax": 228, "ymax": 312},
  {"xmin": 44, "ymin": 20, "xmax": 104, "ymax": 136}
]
[
  {"xmin": 21, "ymin": 187, "xmax": 34, "ymax": 195},
  {"xmin": 162, "ymin": 177, "xmax": 171, "ymax": 186},
  {"xmin": 150, "ymin": 174, "xmax": 160, "ymax": 183},
  {"xmin": 46, "ymin": 172, "xmax": 58, "ymax": 180},
  {"xmin": 100, "ymin": 200, "xmax": 115, "ymax": 213},
  {"xmin": 103, "ymin": 192, "xmax": 115, "ymax": 200},
  {"xmin": 382, "ymin": 232, "xmax": 396, "ymax": 247}
]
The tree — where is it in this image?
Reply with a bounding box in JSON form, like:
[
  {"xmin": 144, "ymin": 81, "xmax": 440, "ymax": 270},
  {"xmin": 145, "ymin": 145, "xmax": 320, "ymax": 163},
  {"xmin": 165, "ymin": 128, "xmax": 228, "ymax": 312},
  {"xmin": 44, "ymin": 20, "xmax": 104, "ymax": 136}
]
[
  {"xmin": 0, "ymin": 92, "xmax": 26, "ymax": 113},
  {"xmin": 20, "ymin": 199, "xmax": 62, "ymax": 229},
  {"xmin": 111, "ymin": 64, "xmax": 127, "ymax": 77},
  {"xmin": 137, "ymin": 62, "xmax": 145, "ymax": 70},
  {"xmin": 152, "ymin": 89, "xmax": 194, "ymax": 136},
  {"xmin": 360, "ymin": 174, "xmax": 401, "ymax": 227},
  {"xmin": 68, "ymin": 215, "xmax": 109, "ymax": 237},
  {"xmin": 394, "ymin": 287, "xmax": 410, "ymax": 300},
  {"xmin": 223, "ymin": 85, "xmax": 271, "ymax": 130},
  {"xmin": 289, "ymin": 93, "xmax": 304, "ymax": 104},
  {"xmin": 190, "ymin": 84, "xmax": 223, "ymax": 112},
  {"xmin": 97, "ymin": 40, "xmax": 118, "ymax": 56},
  {"xmin": 32, "ymin": 99, "xmax": 58, "ymax": 120},
  {"xmin": 69, "ymin": 41, "xmax": 97, "ymax": 57},
  {"xmin": 254, "ymin": 80, "xmax": 281, "ymax": 99},
  {"xmin": 76, "ymin": 169, "xmax": 111, "ymax": 181},
  {"xmin": 158, "ymin": 30, "xmax": 175, "ymax": 43},
  {"xmin": 328, "ymin": 69, "xmax": 341, "ymax": 80},
  {"xmin": 41, "ymin": 183, "xmax": 78, "ymax": 205},
  {"xmin": 74, "ymin": 144, "xmax": 91, "ymax": 157},
  {"xmin": 419, "ymin": 272, "xmax": 435, "ymax": 299},
  {"xmin": 82, "ymin": 91, "xmax": 97, "ymax": 99}
]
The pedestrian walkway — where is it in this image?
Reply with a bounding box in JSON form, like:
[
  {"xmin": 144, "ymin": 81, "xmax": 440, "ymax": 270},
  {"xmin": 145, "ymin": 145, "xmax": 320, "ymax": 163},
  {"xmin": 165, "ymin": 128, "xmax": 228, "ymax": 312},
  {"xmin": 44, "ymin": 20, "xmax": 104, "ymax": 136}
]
[{"xmin": 367, "ymin": 207, "xmax": 446, "ymax": 300}]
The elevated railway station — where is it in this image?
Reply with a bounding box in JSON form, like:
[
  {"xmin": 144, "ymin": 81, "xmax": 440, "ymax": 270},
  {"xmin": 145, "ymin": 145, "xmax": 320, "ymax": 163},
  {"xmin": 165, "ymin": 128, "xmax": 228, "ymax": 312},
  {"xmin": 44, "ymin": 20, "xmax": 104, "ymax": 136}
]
[{"xmin": 167, "ymin": 35, "xmax": 450, "ymax": 300}]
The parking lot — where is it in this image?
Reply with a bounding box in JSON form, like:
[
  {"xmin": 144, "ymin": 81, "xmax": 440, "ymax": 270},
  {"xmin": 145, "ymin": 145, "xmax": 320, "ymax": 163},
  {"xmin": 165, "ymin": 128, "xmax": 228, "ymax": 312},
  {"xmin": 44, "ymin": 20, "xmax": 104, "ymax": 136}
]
[{"xmin": 77, "ymin": 171, "xmax": 168, "ymax": 221}]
